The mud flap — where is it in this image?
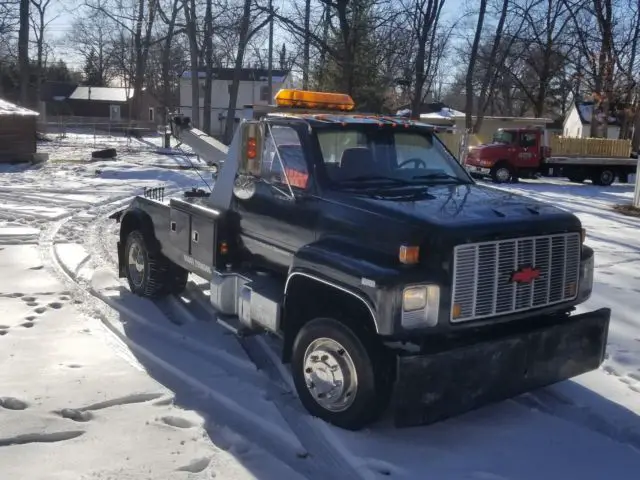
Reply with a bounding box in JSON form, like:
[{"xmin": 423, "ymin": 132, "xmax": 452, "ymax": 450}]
[{"xmin": 392, "ymin": 308, "xmax": 611, "ymax": 427}]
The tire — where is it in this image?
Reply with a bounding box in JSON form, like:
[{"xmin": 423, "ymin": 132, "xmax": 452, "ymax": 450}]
[
  {"xmin": 291, "ymin": 317, "xmax": 391, "ymax": 430},
  {"xmin": 490, "ymin": 163, "xmax": 513, "ymax": 183},
  {"xmin": 591, "ymin": 169, "xmax": 615, "ymax": 186},
  {"xmin": 124, "ymin": 230, "xmax": 188, "ymax": 297}
]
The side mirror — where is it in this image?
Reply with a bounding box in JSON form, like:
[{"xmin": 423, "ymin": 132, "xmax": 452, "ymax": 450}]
[{"xmin": 239, "ymin": 121, "xmax": 264, "ymax": 176}]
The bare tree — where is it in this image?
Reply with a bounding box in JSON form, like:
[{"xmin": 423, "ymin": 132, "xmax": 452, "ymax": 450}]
[
  {"xmin": 465, "ymin": 0, "xmax": 488, "ymax": 129},
  {"xmin": 223, "ymin": 0, "xmax": 271, "ymax": 143},
  {"xmin": 29, "ymin": 0, "xmax": 58, "ymax": 111},
  {"xmin": 18, "ymin": 0, "xmax": 29, "ymax": 106},
  {"xmin": 86, "ymin": 0, "xmax": 159, "ymax": 119},
  {"xmin": 182, "ymin": 0, "xmax": 200, "ymax": 127}
]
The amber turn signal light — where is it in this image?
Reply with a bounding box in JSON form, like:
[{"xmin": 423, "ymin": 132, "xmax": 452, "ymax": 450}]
[{"xmin": 399, "ymin": 245, "xmax": 420, "ymax": 265}]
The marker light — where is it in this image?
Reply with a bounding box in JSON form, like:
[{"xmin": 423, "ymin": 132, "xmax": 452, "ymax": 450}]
[
  {"xmin": 399, "ymin": 245, "xmax": 420, "ymax": 265},
  {"xmin": 275, "ymin": 89, "xmax": 355, "ymax": 111}
]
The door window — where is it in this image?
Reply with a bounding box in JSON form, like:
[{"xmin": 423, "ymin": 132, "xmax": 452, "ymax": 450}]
[
  {"xmin": 520, "ymin": 133, "xmax": 537, "ymax": 148},
  {"xmin": 261, "ymin": 125, "xmax": 309, "ymax": 190}
]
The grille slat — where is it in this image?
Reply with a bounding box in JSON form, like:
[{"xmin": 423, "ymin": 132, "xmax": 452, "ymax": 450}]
[{"xmin": 451, "ymin": 233, "xmax": 581, "ymax": 323}]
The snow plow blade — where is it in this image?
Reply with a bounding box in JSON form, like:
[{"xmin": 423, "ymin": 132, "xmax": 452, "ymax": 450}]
[{"xmin": 392, "ymin": 308, "xmax": 611, "ymax": 427}]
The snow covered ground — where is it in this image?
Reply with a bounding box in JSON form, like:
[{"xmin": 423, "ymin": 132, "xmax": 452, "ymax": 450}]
[{"xmin": 1, "ymin": 131, "xmax": 640, "ymax": 479}]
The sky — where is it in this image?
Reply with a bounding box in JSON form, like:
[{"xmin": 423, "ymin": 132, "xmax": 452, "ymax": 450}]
[{"xmin": 44, "ymin": 0, "xmax": 469, "ymax": 74}]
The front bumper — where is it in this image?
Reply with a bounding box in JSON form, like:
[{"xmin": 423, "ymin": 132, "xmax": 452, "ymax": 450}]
[
  {"xmin": 391, "ymin": 307, "xmax": 610, "ymax": 427},
  {"xmin": 465, "ymin": 165, "xmax": 491, "ymax": 176}
]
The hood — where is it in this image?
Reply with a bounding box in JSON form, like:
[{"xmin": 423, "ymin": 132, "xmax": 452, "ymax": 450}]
[{"xmin": 318, "ymin": 183, "xmax": 581, "ymax": 255}]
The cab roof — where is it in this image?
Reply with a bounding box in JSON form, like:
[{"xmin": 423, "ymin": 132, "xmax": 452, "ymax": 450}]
[{"xmin": 264, "ymin": 111, "xmax": 437, "ymax": 129}]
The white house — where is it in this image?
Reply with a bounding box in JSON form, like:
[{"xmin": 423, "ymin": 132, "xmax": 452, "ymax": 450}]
[
  {"xmin": 563, "ymin": 100, "xmax": 621, "ymax": 139},
  {"xmin": 179, "ymin": 67, "xmax": 294, "ymax": 136}
]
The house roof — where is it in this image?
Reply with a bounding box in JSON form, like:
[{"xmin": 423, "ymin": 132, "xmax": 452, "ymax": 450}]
[
  {"xmin": 574, "ymin": 101, "xmax": 621, "ymax": 126},
  {"xmin": 40, "ymin": 81, "xmax": 78, "ymax": 102},
  {"xmin": 0, "ymin": 98, "xmax": 39, "ymax": 116},
  {"xmin": 69, "ymin": 86, "xmax": 134, "ymax": 103},
  {"xmin": 181, "ymin": 67, "xmax": 290, "ymax": 82}
]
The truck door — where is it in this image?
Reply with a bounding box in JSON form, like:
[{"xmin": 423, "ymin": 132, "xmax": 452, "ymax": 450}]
[
  {"xmin": 514, "ymin": 131, "xmax": 539, "ymax": 169},
  {"xmin": 234, "ymin": 124, "xmax": 317, "ymax": 270}
]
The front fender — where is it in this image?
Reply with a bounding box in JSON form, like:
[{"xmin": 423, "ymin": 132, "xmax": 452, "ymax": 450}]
[{"xmin": 287, "ymin": 237, "xmax": 403, "ymax": 335}]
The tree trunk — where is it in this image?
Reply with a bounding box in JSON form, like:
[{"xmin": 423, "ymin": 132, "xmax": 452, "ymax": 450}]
[
  {"xmin": 224, "ymin": 0, "xmax": 252, "ymax": 144},
  {"xmin": 160, "ymin": 1, "xmax": 180, "ymax": 125},
  {"xmin": 302, "ymin": 0, "xmax": 311, "ymax": 89},
  {"xmin": 465, "ymin": 0, "xmax": 487, "ymax": 130},
  {"xmin": 18, "ymin": 0, "xmax": 30, "ymax": 107},
  {"xmin": 203, "ymin": 0, "xmax": 214, "ymax": 134},
  {"xmin": 184, "ymin": 0, "xmax": 200, "ymax": 128}
]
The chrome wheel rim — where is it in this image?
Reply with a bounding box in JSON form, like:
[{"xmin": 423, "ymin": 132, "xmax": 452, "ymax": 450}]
[
  {"xmin": 496, "ymin": 167, "xmax": 510, "ymax": 182},
  {"xmin": 303, "ymin": 337, "xmax": 358, "ymax": 412},
  {"xmin": 128, "ymin": 241, "xmax": 145, "ymax": 287}
]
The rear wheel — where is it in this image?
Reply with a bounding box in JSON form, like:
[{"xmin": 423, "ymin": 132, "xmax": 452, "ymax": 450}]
[
  {"xmin": 490, "ymin": 163, "xmax": 513, "ymax": 183},
  {"xmin": 124, "ymin": 230, "xmax": 188, "ymax": 297},
  {"xmin": 291, "ymin": 317, "xmax": 391, "ymax": 430},
  {"xmin": 591, "ymin": 168, "xmax": 616, "ymax": 186}
]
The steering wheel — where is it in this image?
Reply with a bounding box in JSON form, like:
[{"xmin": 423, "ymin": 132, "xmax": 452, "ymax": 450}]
[{"xmin": 398, "ymin": 157, "xmax": 427, "ymax": 169}]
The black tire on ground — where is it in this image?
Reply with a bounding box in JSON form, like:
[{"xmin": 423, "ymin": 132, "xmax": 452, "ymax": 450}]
[
  {"xmin": 490, "ymin": 162, "xmax": 513, "ymax": 184},
  {"xmin": 124, "ymin": 230, "xmax": 188, "ymax": 298},
  {"xmin": 291, "ymin": 317, "xmax": 391, "ymax": 431},
  {"xmin": 591, "ymin": 168, "xmax": 616, "ymax": 187},
  {"xmin": 92, "ymin": 148, "xmax": 117, "ymax": 159}
]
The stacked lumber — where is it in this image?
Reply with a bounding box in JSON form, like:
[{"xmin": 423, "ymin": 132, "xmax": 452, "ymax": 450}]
[{"xmin": 550, "ymin": 136, "xmax": 631, "ymax": 158}]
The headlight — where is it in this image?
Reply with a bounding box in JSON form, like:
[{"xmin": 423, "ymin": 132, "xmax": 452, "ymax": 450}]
[
  {"xmin": 577, "ymin": 254, "xmax": 594, "ymax": 302},
  {"xmin": 401, "ymin": 285, "xmax": 440, "ymax": 329}
]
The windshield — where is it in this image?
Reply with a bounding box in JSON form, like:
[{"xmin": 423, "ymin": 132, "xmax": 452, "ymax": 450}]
[
  {"xmin": 493, "ymin": 130, "xmax": 515, "ymax": 144},
  {"xmin": 315, "ymin": 127, "xmax": 472, "ymax": 188}
]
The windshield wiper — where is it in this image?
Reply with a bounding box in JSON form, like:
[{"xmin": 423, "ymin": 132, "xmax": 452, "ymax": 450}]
[
  {"xmin": 412, "ymin": 172, "xmax": 469, "ymax": 184},
  {"xmin": 337, "ymin": 175, "xmax": 413, "ymax": 187}
]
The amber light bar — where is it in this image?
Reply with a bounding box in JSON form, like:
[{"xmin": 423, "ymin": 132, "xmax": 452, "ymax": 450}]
[{"xmin": 274, "ymin": 89, "xmax": 355, "ymax": 111}]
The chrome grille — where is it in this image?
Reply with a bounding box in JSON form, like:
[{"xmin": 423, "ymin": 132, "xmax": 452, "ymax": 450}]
[{"xmin": 451, "ymin": 233, "xmax": 581, "ymax": 322}]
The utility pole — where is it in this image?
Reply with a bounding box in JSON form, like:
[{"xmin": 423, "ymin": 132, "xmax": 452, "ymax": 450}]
[{"xmin": 267, "ymin": 0, "xmax": 273, "ymax": 103}]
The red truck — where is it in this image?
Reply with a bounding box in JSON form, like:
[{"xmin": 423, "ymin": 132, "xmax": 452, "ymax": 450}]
[{"xmin": 464, "ymin": 127, "xmax": 638, "ymax": 186}]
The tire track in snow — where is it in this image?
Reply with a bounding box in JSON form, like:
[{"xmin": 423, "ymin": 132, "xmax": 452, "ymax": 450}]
[
  {"xmin": 73, "ymin": 197, "xmax": 370, "ymax": 480},
  {"xmin": 41, "ymin": 202, "xmax": 365, "ymax": 480}
]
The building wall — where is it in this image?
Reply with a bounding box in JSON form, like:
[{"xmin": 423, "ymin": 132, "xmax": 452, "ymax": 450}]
[
  {"xmin": 563, "ymin": 105, "xmax": 583, "ymax": 137},
  {"xmin": 0, "ymin": 115, "xmax": 36, "ymax": 162},
  {"xmin": 562, "ymin": 104, "xmax": 621, "ymax": 139},
  {"xmin": 179, "ymin": 76, "xmax": 295, "ymax": 136}
]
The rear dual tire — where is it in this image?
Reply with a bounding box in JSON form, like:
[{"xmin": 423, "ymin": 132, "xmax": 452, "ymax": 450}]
[{"xmin": 124, "ymin": 230, "xmax": 188, "ymax": 297}]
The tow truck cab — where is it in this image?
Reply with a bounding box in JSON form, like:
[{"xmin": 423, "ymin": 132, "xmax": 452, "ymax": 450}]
[{"xmin": 114, "ymin": 89, "xmax": 610, "ymax": 430}]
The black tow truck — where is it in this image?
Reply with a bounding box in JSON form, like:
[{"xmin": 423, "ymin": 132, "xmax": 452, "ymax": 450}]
[{"xmin": 112, "ymin": 89, "xmax": 610, "ymax": 430}]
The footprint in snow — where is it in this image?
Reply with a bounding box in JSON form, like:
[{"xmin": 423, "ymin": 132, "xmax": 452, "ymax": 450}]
[
  {"xmin": 20, "ymin": 296, "xmax": 36, "ymax": 303},
  {"xmin": 0, "ymin": 397, "xmax": 28, "ymax": 410},
  {"xmin": 0, "ymin": 330, "xmax": 8, "ymax": 336},
  {"xmin": 34, "ymin": 307, "xmax": 47, "ymax": 314},
  {"xmin": 21, "ymin": 322, "xmax": 34, "ymax": 328},
  {"xmin": 160, "ymin": 416, "xmax": 196, "ymax": 429},
  {"xmin": 57, "ymin": 408, "xmax": 93, "ymax": 423},
  {"xmin": 48, "ymin": 302, "xmax": 63, "ymax": 310},
  {"xmin": 177, "ymin": 457, "xmax": 211, "ymax": 473}
]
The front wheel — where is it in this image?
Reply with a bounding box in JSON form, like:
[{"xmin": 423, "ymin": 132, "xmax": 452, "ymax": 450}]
[
  {"xmin": 291, "ymin": 318, "xmax": 391, "ymax": 430},
  {"xmin": 490, "ymin": 163, "xmax": 513, "ymax": 183}
]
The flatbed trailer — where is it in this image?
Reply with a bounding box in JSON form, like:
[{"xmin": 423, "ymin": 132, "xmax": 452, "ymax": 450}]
[{"xmin": 111, "ymin": 89, "xmax": 610, "ymax": 430}]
